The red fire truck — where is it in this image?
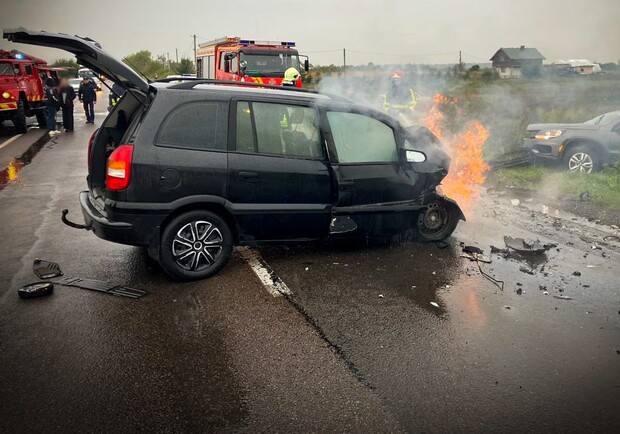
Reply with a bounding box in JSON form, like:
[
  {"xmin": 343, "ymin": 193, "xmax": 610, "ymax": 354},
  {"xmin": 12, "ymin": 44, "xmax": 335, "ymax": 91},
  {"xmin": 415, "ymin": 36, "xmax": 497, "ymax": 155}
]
[
  {"xmin": 0, "ymin": 49, "xmax": 62, "ymax": 133},
  {"xmin": 196, "ymin": 37, "xmax": 308, "ymax": 88}
]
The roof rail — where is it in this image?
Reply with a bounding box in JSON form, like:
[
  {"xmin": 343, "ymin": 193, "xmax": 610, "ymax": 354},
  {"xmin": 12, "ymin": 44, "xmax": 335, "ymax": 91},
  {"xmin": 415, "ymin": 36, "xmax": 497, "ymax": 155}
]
[{"xmin": 157, "ymin": 78, "xmax": 318, "ymax": 94}]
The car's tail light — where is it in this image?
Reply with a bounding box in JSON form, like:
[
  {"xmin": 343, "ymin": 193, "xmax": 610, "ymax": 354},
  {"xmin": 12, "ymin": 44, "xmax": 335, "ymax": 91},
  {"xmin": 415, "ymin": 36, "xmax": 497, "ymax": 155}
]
[
  {"xmin": 106, "ymin": 145, "xmax": 133, "ymax": 191},
  {"xmin": 87, "ymin": 128, "xmax": 98, "ymax": 166}
]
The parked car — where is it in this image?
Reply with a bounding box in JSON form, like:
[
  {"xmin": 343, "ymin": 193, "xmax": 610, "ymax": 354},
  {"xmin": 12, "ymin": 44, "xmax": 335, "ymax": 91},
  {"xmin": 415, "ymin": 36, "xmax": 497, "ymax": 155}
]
[
  {"xmin": 4, "ymin": 28, "xmax": 465, "ymax": 281},
  {"xmin": 524, "ymin": 111, "xmax": 620, "ymax": 173},
  {"xmin": 68, "ymin": 78, "xmax": 81, "ymax": 92}
]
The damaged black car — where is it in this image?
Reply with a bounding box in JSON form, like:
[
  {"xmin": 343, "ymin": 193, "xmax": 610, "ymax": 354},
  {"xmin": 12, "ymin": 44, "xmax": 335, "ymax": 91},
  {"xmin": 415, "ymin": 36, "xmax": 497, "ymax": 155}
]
[{"xmin": 4, "ymin": 28, "xmax": 465, "ymax": 281}]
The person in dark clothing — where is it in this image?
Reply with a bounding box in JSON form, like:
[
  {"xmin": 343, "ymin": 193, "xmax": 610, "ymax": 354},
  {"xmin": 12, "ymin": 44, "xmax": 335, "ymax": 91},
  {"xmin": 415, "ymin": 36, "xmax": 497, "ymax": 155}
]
[
  {"xmin": 43, "ymin": 77, "xmax": 61, "ymax": 135},
  {"xmin": 108, "ymin": 82, "xmax": 126, "ymax": 111},
  {"xmin": 78, "ymin": 77, "xmax": 97, "ymax": 123},
  {"xmin": 59, "ymin": 78, "xmax": 76, "ymax": 132}
]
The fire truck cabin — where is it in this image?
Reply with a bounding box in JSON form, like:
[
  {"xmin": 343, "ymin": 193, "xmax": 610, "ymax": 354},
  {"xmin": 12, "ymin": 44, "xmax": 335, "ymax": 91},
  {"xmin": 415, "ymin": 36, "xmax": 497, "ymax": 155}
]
[{"xmin": 196, "ymin": 37, "xmax": 308, "ymax": 88}]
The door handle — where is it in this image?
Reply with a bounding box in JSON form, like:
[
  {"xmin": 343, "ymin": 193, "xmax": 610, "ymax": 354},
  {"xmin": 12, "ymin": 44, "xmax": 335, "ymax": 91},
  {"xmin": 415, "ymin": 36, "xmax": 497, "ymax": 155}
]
[{"xmin": 239, "ymin": 171, "xmax": 259, "ymax": 182}]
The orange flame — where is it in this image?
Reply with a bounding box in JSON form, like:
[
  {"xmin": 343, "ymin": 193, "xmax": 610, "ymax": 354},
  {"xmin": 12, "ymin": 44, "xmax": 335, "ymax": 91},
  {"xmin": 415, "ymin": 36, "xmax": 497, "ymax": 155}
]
[{"xmin": 422, "ymin": 93, "xmax": 490, "ymax": 210}]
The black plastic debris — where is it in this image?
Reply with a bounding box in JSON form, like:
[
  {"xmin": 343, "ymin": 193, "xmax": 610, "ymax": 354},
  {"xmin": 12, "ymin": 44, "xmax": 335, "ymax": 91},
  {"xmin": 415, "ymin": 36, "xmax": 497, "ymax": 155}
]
[
  {"xmin": 33, "ymin": 259, "xmax": 63, "ymax": 279},
  {"xmin": 572, "ymin": 271, "xmax": 582, "ymax": 277},
  {"xmin": 18, "ymin": 282, "xmax": 54, "ymax": 299},
  {"xmin": 30, "ymin": 259, "xmax": 148, "ymax": 299}
]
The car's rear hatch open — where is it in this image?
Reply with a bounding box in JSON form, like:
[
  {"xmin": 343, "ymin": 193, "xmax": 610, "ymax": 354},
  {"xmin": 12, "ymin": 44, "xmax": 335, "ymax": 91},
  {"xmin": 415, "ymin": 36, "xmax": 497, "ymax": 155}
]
[
  {"xmin": 3, "ymin": 28, "xmax": 149, "ymax": 93},
  {"xmin": 3, "ymin": 28, "xmax": 152, "ymax": 202}
]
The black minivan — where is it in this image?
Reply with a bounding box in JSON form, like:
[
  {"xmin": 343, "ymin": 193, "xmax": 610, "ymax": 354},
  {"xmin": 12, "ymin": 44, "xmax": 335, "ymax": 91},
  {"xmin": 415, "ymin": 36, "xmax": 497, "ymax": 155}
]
[{"xmin": 5, "ymin": 29, "xmax": 465, "ymax": 281}]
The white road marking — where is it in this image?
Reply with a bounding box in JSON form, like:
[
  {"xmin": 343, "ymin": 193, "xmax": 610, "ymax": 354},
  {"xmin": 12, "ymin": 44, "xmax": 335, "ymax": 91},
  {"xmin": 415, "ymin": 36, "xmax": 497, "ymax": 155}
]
[
  {"xmin": 238, "ymin": 247, "xmax": 292, "ymax": 297},
  {"xmin": 0, "ymin": 133, "xmax": 23, "ymax": 150}
]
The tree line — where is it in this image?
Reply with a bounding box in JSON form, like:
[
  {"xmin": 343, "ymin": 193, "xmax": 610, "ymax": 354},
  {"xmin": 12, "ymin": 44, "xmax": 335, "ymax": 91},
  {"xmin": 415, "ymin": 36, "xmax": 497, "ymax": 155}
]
[{"xmin": 51, "ymin": 50, "xmax": 195, "ymax": 80}]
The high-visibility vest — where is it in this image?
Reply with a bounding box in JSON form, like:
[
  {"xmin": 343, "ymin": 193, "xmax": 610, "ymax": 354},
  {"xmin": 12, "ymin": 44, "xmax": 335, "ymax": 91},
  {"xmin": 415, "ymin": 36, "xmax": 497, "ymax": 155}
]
[{"xmin": 383, "ymin": 88, "xmax": 417, "ymax": 112}]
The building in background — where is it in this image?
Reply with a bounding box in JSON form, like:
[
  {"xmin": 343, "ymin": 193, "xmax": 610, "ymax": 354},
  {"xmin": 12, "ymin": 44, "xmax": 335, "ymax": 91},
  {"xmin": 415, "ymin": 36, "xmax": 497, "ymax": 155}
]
[{"xmin": 490, "ymin": 46, "xmax": 545, "ymax": 78}]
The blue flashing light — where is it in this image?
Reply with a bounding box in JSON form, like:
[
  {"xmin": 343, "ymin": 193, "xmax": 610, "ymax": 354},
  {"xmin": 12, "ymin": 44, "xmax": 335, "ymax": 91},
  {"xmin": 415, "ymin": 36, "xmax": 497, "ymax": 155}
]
[{"xmin": 14, "ymin": 53, "xmax": 25, "ymax": 60}]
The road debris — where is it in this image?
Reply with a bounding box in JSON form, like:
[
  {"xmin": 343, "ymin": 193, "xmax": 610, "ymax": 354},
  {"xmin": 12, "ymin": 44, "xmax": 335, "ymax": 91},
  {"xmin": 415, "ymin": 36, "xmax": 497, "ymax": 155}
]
[
  {"xmin": 510, "ymin": 199, "xmax": 520, "ymax": 206},
  {"xmin": 504, "ymin": 236, "xmax": 554, "ymax": 253},
  {"xmin": 17, "ymin": 282, "xmax": 54, "ymax": 299},
  {"xmin": 553, "ymin": 295, "xmax": 573, "ymax": 300},
  {"xmin": 519, "ymin": 266, "xmax": 535, "ymax": 275},
  {"xmin": 379, "ymin": 294, "xmax": 384, "ymax": 299},
  {"xmin": 430, "ymin": 301, "xmax": 440, "ymax": 308},
  {"xmin": 504, "ymin": 305, "xmax": 511, "ymax": 309},
  {"xmin": 572, "ymin": 271, "xmax": 581, "ymax": 277},
  {"xmin": 29, "ymin": 259, "xmax": 148, "ymax": 299}
]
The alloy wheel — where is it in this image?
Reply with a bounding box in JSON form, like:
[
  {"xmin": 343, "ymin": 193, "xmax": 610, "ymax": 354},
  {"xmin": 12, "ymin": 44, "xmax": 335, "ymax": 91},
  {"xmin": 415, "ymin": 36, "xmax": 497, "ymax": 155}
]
[
  {"xmin": 568, "ymin": 152, "xmax": 594, "ymax": 173},
  {"xmin": 172, "ymin": 220, "xmax": 223, "ymax": 271}
]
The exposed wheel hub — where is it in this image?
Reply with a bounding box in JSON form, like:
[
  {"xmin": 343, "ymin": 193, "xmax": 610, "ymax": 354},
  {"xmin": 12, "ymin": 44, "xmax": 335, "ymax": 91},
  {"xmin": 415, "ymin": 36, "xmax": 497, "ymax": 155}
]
[{"xmin": 418, "ymin": 201, "xmax": 449, "ymax": 234}]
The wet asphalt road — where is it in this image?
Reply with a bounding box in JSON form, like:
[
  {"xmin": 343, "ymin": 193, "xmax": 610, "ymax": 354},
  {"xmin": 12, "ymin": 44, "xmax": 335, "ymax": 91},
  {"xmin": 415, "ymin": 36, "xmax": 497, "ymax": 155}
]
[{"xmin": 0, "ymin": 94, "xmax": 619, "ymax": 433}]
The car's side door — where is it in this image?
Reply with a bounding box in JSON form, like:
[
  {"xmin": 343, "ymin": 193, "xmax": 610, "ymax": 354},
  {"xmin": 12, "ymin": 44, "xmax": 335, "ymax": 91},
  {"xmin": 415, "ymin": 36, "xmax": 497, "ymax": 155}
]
[
  {"xmin": 322, "ymin": 109, "xmax": 421, "ymax": 236},
  {"xmin": 227, "ymin": 98, "xmax": 333, "ymax": 242}
]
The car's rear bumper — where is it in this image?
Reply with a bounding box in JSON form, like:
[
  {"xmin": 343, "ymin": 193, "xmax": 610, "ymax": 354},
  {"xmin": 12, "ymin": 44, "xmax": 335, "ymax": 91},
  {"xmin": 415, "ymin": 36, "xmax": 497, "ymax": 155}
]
[{"xmin": 79, "ymin": 191, "xmax": 158, "ymax": 247}]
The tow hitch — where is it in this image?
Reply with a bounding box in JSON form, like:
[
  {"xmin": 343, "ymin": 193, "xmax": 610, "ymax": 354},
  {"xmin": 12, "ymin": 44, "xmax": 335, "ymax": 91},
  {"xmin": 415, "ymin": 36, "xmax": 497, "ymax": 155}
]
[{"xmin": 61, "ymin": 209, "xmax": 92, "ymax": 230}]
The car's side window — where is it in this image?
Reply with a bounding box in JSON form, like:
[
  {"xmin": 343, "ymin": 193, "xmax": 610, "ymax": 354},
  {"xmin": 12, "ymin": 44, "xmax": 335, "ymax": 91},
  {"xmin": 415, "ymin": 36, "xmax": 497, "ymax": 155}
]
[
  {"xmin": 235, "ymin": 101, "xmax": 324, "ymax": 159},
  {"xmin": 157, "ymin": 101, "xmax": 227, "ymax": 151},
  {"xmin": 327, "ymin": 112, "xmax": 398, "ymax": 164}
]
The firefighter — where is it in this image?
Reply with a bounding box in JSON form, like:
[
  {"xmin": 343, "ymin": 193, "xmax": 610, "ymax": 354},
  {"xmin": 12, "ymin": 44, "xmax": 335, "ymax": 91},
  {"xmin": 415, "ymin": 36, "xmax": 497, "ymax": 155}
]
[
  {"xmin": 108, "ymin": 82, "xmax": 126, "ymax": 112},
  {"xmin": 383, "ymin": 70, "xmax": 417, "ymax": 116},
  {"xmin": 282, "ymin": 67, "xmax": 300, "ymax": 87}
]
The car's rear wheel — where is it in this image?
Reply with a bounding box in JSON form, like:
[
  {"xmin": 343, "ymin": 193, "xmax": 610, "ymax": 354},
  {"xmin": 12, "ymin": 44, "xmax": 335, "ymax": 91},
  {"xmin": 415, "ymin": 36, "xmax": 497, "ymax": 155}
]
[
  {"xmin": 416, "ymin": 199, "xmax": 459, "ymax": 242},
  {"xmin": 160, "ymin": 210, "xmax": 233, "ymax": 281},
  {"xmin": 564, "ymin": 145, "xmax": 601, "ymax": 173}
]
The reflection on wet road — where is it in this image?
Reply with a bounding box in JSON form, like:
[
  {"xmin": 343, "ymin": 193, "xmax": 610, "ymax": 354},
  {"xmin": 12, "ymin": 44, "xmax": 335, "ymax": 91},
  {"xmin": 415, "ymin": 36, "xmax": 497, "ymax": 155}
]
[
  {"xmin": 258, "ymin": 199, "xmax": 620, "ymax": 432},
  {"xmin": 0, "ymin": 131, "xmax": 49, "ymax": 190}
]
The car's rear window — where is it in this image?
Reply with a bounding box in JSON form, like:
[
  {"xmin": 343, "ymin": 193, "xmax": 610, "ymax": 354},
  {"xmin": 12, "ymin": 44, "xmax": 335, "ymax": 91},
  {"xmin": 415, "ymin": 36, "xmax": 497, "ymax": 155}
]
[{"xmin": 157, "ymin": 101, "xmax": 227, "ymax": 151}]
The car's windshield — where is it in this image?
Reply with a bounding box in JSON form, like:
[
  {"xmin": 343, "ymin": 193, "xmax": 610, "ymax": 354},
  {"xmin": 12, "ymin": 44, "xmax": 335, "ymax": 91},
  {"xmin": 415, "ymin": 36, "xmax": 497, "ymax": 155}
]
[
  {"xmin": 239, "ymin": 52, "xmax": 300, "ymax": 77},
  {"xmin": 0, "ymin": 63, "xmax": 16, "ymax": 76},
  {"xmin": 584, "ymin": 112, "xmax": 620, "ymax": 126}
]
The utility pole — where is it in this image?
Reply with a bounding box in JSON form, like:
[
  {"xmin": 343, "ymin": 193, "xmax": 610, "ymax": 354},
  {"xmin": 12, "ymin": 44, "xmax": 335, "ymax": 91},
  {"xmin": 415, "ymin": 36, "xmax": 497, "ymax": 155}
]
[
  {"xmin": 459, "ymin": 50, "xmax": 463, "ymax": 72},
  {"xmin": 175, "ymin": 48, "xmax": 179, "ymax": 63},
  {"xmin": 343, "ymin": 48, "xmax": 347, "ymax": 80},
  {"xmin": 192, "ymin": 34, "xmax": 197, "ymax": 70}
]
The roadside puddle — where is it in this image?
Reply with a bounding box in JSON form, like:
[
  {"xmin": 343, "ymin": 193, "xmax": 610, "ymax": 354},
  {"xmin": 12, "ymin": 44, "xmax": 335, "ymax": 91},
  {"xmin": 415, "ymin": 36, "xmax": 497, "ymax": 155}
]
[{"xmin": 0, "ymin": 133, "xmax": 50, "ymax": 191}]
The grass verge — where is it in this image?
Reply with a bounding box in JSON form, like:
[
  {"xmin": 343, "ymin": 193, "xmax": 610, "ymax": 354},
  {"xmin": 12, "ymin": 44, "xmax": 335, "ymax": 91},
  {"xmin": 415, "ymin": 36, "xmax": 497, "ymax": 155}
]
[{"xmin": 487, "ymin": 163, "xmax": 620, "ymax": 210}]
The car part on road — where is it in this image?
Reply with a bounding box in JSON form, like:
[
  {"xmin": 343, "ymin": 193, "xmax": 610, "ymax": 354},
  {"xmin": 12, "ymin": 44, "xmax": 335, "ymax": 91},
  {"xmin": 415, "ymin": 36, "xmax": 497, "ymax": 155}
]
[
  {"xmin": 47, "ymin": 276, "xmax": 147, "ymax": 299},
  {"xmin": 33, "ymin": 258, "xmax": 63, "ymax": 279},
  {"xmin": 18, "ymin": 282, "xmax": 54, "ymax": 299},
  {"xmin": 504, "ymin": 236, "xmax": 548, "ymax": 253},
  {"xmin": 31, "ymin": 259, "xmax": 148, "ymax": 298}
]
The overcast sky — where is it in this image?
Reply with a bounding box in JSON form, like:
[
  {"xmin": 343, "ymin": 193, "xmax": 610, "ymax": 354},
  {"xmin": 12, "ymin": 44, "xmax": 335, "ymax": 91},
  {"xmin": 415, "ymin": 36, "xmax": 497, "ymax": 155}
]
[{"xmin": 1, "ymin": 0, "xmax": 619, "ymax": 66}]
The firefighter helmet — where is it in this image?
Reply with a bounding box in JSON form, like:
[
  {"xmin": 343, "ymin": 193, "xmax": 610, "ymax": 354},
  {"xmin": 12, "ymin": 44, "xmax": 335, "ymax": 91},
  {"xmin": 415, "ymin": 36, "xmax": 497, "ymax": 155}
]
[
  {"xmin": 283, "ymin": 67, "xmax": 300, "ymax": 86},
  {"xmin": 391, "ymin": 70, "xmax": 405, "ymax": 80}
]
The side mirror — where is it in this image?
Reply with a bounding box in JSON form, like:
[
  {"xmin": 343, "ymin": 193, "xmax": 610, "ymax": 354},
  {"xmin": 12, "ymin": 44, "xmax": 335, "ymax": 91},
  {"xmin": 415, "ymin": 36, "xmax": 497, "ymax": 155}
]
[
  {"xmin": 304, "ymin": 59, "xmax": 310, "ymax": 72},
  {"xmin": 224, "ymin": 61, "xmax": 230, "ymax": 73},
  {"xmin": 402, "ymin": 149, "xmax": 427, "ymax": 163},
  {"xmin": 240, "ymin": 60, "xmax": 247, "ymax": 71}
]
